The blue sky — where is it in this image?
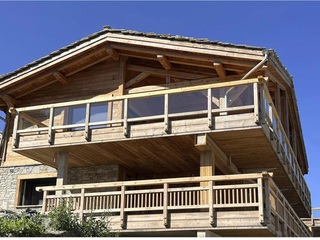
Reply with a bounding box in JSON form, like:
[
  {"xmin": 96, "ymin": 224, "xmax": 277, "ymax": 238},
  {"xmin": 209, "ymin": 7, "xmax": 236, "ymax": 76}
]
[{"xmin": 0, "ymin": 1, "xmax": 319, "ymax": 216}]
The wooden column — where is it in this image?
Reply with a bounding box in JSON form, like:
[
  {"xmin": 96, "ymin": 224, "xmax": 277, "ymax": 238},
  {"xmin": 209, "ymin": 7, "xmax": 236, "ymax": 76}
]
[
  {"xmin": 200, "ymin": 150, "xmax": 215, "ymax": 205},
  {"xmin": 56, "ymin": 151, "xmax": 69, "ymax": 196},
  {"xmin": 118, "ymin": 56, "xmax": 127, "ymax": 121}
]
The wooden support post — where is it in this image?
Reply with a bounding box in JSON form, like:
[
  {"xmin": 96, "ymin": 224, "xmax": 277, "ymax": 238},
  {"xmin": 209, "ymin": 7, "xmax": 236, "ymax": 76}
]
[
  {"xmin": 257, "ymin": 177, "xmax": 265, "ymax": 224},
  {"xmin": 253, "ymin": 82, "xmax": 259, "ymax": 123},
  {"xmin": 164, "ymin": 94, "xmax": 169, "ymax": 133},
  {"xmin": 123, "ymin": 98, "xmax": 128, "ymax": 137},
  {"xmin": 118, "ymin": 56, "xmax": 126, "ymax": 119},
  {"xmin": 207, "ymin": 88, "xmax": 213, "ymax": 129},
  {"xmin": 56, "ymin": 152, "xmax": 69, "ymax": 196},
  {"xmin": 163, "ymin": 183, "xmax": 168, "ymax": 227},
  {"xmin": 79, "ymin": 188, "xmax": 85, "ymax": 221},
  {"xmin": 259, "ymin": 84, "xmax": 266, "ymax": 124},
  {"xmin": 219, "ymin": 88, "xmax": 227, "ymax": 116},
  {"xmin": 12, "ymin": 112, "xmax": 20, "ymax": 148},
  {"xmin": 48, "ymin": 107, "xmax": 54, "ymax": 145},
  {"xmin": 208, "ymin": 180, "xmax": 215, "ymax": 226},
  {"xmin": 120, "ymin": 186, "xmax": 126, "ymax": 229},
  {"xmin": 85, "ymin": 103, "xmax": 90, "ymax": 141},
  {"xmin": 200, "ymin": 150, "xmax": 215, "ymax": 205},
  {"xmin": 264, "ymin": 175, "xmax": 271, "ymax": 225},
  {"xmin": 42, "ymin": 190, "xmax": 47, "ymax": 213}
]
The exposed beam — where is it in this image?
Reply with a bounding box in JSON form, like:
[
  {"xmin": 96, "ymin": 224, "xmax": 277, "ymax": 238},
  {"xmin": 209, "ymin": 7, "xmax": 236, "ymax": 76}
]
[
  {"xmin": 127, "ymin": 64, "xmax": 210, "ymax": 80},
  {"xmin": 106, "ymin": 46, "xmax": 119, "ymax": 61},
  {"xmin": 1, "ymin": 94, "xmax": 19, "ymax": 108},
  {"xmin": 20, "ymin": 112, "xmax": 47, "ymax": 127},
  {"xmin": 52, "ymin": 71, "xmax": 69, "ymax": 85},
  {"xmin": 125, "ymin": 72, "xmax": 150, "ymax": 88},
  {"xmin": 157, "ymin": 55, "xmax": 172, "ymax": 70},
  {"xmin": 195, "ymin": 133, "xmax": 239, "ymax": 174},
  {"xmin": 213, "ymin": 62, "xmax": 226, "ymax": 78},
  {"xmin": 127, "ymin": 74, "xmax": 245, "ymax": 94},
  {"xmin": 111, "ymin": 43, "xmax": 259, "ymax": 68}
]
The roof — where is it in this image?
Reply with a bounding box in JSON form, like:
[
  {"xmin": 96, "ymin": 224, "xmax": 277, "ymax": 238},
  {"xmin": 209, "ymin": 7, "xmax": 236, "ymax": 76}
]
[{"xmin": 0, "ymin": 26, "xmax": 269, "ymax": 82}]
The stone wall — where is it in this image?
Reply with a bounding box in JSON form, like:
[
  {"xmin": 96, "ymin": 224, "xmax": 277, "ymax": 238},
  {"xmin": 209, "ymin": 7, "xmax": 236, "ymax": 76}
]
[
  {"xmin": 0, "ymin": 164, "xmax": 56, "ymax": 210},
  {"xmin": 0, "ymin": 164, "xmax": 120, "ymax": 211},
  {"xmin": 68, "ymin": 165, "xmax": 119, "ymax": 184}
]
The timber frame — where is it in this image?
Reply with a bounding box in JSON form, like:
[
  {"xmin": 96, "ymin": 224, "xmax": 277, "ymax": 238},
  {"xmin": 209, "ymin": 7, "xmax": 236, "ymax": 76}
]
[{"xmin": 0, "ymin": 27, "xmax": 312, "ymax": 237}]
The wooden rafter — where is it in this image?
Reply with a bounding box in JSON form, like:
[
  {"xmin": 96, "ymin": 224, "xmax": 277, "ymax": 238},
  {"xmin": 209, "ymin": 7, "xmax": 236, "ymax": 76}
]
[
  {"xmin": 125, "ymin": 72, "xmax": 150, "ymax": 88},
  {"xmin": 127, "ymin": 64, "xmax": 210, "ymax": 79},
  {"xmin": 52, "ymin": 71, "xmax": 69, "ymax": 85},
  {"xmin": 106, "ymin": 46, "xmax": 119, "ymax": 61},
  {"xmin": 213, "ymin": 62, "xmax": 226, "ymax": 78},
  {"xmin": 157, "ymin": 55, "xmax": 172, "ymax": 70}
]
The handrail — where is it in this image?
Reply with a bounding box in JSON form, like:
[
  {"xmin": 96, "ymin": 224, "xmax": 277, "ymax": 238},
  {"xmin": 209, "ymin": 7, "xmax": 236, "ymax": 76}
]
[
  {"xmin": 37, "ymin": 173, "xmax": 311, "ymax": 237},
  {"xmin": 36, "ymin": 172, "xmax": 272, "ymax": 192},
  {"xmin": 261, "ymin": 83, "xmax": 311, "ymax": 214},
  {"xmin": 16, "ymin": 78, "xmax": 261, "ymax": 112}
]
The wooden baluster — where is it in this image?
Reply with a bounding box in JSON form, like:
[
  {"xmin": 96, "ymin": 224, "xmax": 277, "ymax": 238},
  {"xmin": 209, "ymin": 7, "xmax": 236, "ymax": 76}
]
[{"xmin": 163, "ymin": 183, "xmax": 168, "ymax": 227}]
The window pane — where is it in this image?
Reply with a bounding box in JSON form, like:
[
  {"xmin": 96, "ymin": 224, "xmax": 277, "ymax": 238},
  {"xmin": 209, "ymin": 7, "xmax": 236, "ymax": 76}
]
[
  {"xmin": 128, "ymin": 96, "xmax": 164, "ymax": 118},
  {"xmin": 90, "ymin": 103, "xmax": 108, "ymax": 122},
  {"xmin": 169, "ymin": 90, "xmax": 207, "ymax": 114},
  {"xmin": 69, "ymin": 105, "xmax": 86, "ymax": 124},
  {"xmin": 226, "ymin": 85, "xmax": 253, "ymax": 107}
]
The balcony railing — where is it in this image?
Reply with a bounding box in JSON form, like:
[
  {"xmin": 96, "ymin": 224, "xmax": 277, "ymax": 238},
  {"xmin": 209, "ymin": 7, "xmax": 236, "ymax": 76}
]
[
  {"xmin": 260, "ymin": 83, "xmax": 311, "ymax": 215},
  {"xmin": 13, "ymin": 78, "xmax": 258, "ymax": 145},
  {"xmin": 36, "ymin": 172, "xmax": 311, "ymax": 237},
  {"xmin": 12, "ymin": 77, "xmax": 310, "ymax": 216}
]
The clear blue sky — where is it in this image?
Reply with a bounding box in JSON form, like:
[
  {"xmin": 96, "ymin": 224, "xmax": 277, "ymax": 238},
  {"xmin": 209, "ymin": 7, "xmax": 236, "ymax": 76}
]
[{"xmin": 0, "ymin": 1, "xmax": 319, "ymax": 216}]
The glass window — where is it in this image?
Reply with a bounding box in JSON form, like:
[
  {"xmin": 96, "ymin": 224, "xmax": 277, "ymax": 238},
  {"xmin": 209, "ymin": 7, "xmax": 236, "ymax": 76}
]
[
  {"xmin": 128, "ymin": 96, "xmax": 164, "ymax": 118},
  {"xmin": 68, "ymin": 105, "xmax": 86, "ymax": 125},
  {"xmin": 169, "ymin": 90, "xmax": 207, "ymax": 114},
  {"xmin": 19, "ymin": 178, "xmax": 56, "ymax": 206}
]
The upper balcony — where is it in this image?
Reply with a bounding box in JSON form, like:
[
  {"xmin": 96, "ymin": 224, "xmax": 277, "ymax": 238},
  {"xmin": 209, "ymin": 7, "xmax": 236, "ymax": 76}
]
[{"xmin": 11, "ymin": 77, "xmax": 311, "ymax": 217}]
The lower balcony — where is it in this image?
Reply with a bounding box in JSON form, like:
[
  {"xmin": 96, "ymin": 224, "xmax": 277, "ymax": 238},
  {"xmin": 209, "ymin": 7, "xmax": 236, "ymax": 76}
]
[{"xmin": 36, "ymin": 172, "xmax": 311, "ymax": 237}]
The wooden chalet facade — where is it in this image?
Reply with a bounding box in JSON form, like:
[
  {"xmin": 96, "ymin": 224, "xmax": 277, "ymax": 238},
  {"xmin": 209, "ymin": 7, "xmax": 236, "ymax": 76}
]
[{"xmin": 0, "ymin": 27, "xmax": 312, "ymax": 237}]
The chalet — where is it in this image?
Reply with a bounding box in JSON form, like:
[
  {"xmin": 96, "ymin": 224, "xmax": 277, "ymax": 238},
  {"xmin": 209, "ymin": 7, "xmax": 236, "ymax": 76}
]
[{"xmin": 0, "ymin": 27, "xmax": 313, "ymax": 237}]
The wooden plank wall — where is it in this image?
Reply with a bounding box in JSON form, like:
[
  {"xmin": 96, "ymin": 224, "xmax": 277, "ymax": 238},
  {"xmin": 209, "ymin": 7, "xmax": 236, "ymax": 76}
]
[{"xmin": 2, "ymin": 59, "xmax": 121, "ymax": 167}]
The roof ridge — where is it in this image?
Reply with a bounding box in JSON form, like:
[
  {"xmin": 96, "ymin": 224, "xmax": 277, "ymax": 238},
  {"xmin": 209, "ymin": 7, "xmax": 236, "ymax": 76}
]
[{"xmin": 0, "ymin": 26, "xmax": 267, "ymax": 81}]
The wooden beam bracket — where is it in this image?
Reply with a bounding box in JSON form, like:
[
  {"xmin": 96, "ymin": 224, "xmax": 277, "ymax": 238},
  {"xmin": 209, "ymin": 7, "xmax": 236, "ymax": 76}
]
[
  {"xmin": 52, "ymin": 71, "xmax": 69, "ymax": 85},
  {"xmin": 106, "ymin": 46, "xmax": 119, "ymax": 61},
  {"xmin": 157, "ymin": 54, "xmax": 172, "ymax": 70},
  {"xmin": 213, "ymin": 62, "xmax": 226, "ymax": 78}
]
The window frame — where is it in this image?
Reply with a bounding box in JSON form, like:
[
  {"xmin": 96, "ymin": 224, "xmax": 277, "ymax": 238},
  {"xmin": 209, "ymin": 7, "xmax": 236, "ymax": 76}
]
[{"xmin": 15, "ymin": 172, "xmax": 57, "ymax": 207}]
